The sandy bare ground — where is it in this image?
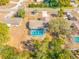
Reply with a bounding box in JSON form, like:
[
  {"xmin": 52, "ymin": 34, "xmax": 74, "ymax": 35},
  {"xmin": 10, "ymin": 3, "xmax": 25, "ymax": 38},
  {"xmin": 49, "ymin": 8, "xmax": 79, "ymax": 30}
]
[
  {"xmin": 0, "ymin": 3, "xmax": 16, "ymax": 9},
  {"xmin": 6, "ymin": 16, "xmax": 31, "ymax": 50},
  {"xmin": 10, "ymin": 0, "xmax": 19, "ymax": 2}
]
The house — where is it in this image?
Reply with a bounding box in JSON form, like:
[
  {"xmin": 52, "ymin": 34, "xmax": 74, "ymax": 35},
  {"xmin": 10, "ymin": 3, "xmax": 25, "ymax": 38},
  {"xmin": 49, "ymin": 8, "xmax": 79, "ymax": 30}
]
[
  {"xmin": 29, "ymin": 20, "xmax": 44, "ymax": 29},
  {"xmin": 28, "ymin": 20, "xmax": 45, "ymax": 36}
]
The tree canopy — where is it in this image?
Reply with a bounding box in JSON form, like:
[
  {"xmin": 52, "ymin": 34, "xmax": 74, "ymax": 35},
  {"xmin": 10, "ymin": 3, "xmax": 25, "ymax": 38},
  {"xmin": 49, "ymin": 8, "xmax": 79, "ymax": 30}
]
[
  {"xmin": 0, "ymin": 45, "xmax": 31, "ymax": 59},
  {"xmin": 0, "ymin": 45, "xmax": 17, "ymax": 59},
  {"xmin": 0, "ymin": 22, "xmax": 10, "ymax": 44},
  {"xmin": 17, "ymin": 8, "xmax": 25, "ymax": 18},
  {"xmin": 0, "ymin": 38, "xmax": 77, "ymax": 59},
  {"xmin": 16, "ymin": 51, "xmax": 31, "ymax": 59},
  {"xmin": 48, "ymin": 0, "xmax": 59, "ymax": 8},
  {"xmin": 48, "ymin": 0, "xmax": 71, "ymax": 7},
  {"xmin": 0, "ymin": 0, "xmax": 9, "ymax": 5},
  {"xmin": 48, "ymin": 17, "xmax": 71, "ymax": 35},
  {"xmin": 58, "ymin": 9, "xmax": 64, "ymax": 17},
  {"xmin": 58, "ymin": 0, "xmax": 70, "ymax": 7},
  {"xmin": 30, "ymin": 37, "xmax": 76, "ymax": 59}
]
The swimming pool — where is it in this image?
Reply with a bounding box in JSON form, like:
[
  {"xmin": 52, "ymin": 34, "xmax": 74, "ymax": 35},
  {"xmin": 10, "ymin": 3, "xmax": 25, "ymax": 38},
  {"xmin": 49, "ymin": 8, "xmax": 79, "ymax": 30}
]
[
  {"xmin": 30, "ymin": 29, "xmax": 44, "ymax": 36},
  {"xmin": 44, "ymin": 0, "xmax": 48, "ymax": 2},
  {"xmin": 72, "ymin": 36, "xmax": 79, "ymax": 43}
]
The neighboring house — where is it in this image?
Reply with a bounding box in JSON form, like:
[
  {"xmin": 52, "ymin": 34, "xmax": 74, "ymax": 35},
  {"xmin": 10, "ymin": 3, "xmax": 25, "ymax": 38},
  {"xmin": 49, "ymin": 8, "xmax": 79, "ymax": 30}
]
[
  {"xmin": 2, "ymin": 17, "xmax": 22, "ymax": 27},
  {"xmin": 28, "ymin": 20, "xmax": 45, "ymax": 36}
]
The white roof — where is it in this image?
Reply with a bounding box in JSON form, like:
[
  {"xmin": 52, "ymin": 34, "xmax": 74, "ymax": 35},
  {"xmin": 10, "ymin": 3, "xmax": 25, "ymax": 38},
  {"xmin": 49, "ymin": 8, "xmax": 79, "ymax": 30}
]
[
  {"xmin": 36, "ymin": 0, "xmax": 43, "ymax": 2},
  {"xmin": 67, "ymin": 12, "xmax": 71, "ymax": 15},
  {"xmin": 42, "ymin": 11, "xmax": 48, "ymax": 17}
]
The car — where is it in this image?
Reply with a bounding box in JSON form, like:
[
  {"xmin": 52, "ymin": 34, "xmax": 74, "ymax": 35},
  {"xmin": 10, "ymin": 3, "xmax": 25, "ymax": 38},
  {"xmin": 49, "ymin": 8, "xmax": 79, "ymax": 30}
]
[{"xmin": 67, "ymin": 16, "xmax": 77, "ymax": 21}]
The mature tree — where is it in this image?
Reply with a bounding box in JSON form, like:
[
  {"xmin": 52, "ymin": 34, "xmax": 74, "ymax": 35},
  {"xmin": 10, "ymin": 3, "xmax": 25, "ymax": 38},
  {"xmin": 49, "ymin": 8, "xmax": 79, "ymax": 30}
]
[
  {"xmin": 28, "ymin": 3, "xmax": 36, "ymax": 8},
  {"xmin": 48, "ymin": 0, "xmax": 58, "ymax": 7},
  {"xmin": 0, "ymin": 45, "xmax": 17, "ymax": 59},
  {"xmin": 0, "ymin": 38, "xmax": 76, "ymax": 59},
  {"xmin": 31, "ymin": 37, "xmax": 77, "ymax": 59},
  {"xmin": 58, "ymin": 0, "xmax": 70, "ymax": 7},
  {"xmin": 0, "ymin": 22, "xmax": 10, "ymax": 44},
  {"xmin": 31, "ymin": 39, "xmax": 51, "ymax": 59},
  {"xmin": 58, "ymin": 9, "xmax": 64, "ymax": 17},
  {"xmin": 48, "ymin": 17, "xmax": 71, "ymax": 35},
  {"xmin": 17, "ymin": 8, "xmax": 25, "ymax": 18},
  {"xmin": 17, "ymin": 51, "xmax": 31, "ymax": 59},
  {"xmin": 48, "ymin": 0, "xmax": 70, "ymax": 7},
  {"xmin": 49, "ymin": 37, "xmax": 77, "ymax": 59},
  {"xmin": 0, "ymin": 0, "xmax": 9, "ymax": 5},
  {"xmin": 0, "ymin": 45, "xmax": 32, "ymax": 59}
]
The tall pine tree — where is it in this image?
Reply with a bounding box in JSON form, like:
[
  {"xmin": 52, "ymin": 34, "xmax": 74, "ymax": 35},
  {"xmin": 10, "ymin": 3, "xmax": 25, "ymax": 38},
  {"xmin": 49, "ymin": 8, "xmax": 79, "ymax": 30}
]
[{"xmin": 48, "ymin": 0, "xmax": 58, "ymax": 7}]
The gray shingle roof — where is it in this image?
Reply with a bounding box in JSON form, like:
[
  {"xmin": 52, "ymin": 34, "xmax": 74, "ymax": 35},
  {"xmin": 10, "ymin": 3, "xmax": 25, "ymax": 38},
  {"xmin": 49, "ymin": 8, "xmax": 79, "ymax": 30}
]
[{"xmin": 29, "ymin": 20, "xmax": 44, "ymax": 29}]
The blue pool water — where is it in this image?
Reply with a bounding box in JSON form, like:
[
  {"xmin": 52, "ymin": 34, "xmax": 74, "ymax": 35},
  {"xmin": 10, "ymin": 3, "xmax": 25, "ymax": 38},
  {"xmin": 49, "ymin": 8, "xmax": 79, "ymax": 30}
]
[
  {"xmin": 44, "ymin": 0, "xmax": 48, "ymax": 2},
  {"xmin": 72, "ymin": 36, "xmax": 79, "ymax": 43},
  {"xmin": 30, "ymin": 29, "xmax": 44, "ymax": 36}
]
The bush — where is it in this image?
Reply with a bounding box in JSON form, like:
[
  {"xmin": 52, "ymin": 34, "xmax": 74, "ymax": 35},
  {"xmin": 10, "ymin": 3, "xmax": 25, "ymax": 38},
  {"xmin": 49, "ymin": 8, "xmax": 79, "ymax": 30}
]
[
  {"xmin": 28, "ymin": 3, "xmax": 48, "ymax": 8},
  {"xmin": 17, "ymin": 8, "xmax": 25, "ymax": 18},
  {"xmin": 0, "ymin": 22, "xmax": 10, "ymax": 44},
  {"xmin": 0, "ymin": 0, "xmax": 9, "ymax": 5},
  {"xmin": 58, "ymin": 8, "xmax": 64, "ymax": 17}
]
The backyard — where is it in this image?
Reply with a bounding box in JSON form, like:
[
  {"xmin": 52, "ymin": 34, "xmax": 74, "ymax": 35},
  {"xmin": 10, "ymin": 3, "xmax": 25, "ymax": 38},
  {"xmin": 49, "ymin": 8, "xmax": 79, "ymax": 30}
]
[{"xmin": 0, "ymin": 0, "xmax": 79, "ymax": 59}]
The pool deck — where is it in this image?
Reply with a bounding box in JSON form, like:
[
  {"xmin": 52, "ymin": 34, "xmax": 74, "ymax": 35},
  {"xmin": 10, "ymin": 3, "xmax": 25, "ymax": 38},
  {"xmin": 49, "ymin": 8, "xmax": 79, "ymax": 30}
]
[{"xmin": 69, "ymin": 43, "xmax": 79, "ymax": 50}]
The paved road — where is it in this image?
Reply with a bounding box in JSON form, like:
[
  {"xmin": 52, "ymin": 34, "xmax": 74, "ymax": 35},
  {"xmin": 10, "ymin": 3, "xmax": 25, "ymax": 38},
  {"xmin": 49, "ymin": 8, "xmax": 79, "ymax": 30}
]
[
  {"xmin": 10, "ymin": 1, "xmax": 18, "ymax": 4},
  {"xmin": 0, "ymin": 0, "xmax": 25, "ymax": 11},
  {"xmin": 5, "ymin": 0, "xmax": 26, "ymax": 18}
]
